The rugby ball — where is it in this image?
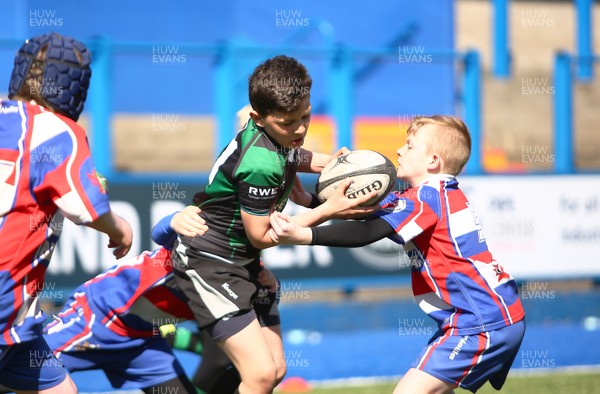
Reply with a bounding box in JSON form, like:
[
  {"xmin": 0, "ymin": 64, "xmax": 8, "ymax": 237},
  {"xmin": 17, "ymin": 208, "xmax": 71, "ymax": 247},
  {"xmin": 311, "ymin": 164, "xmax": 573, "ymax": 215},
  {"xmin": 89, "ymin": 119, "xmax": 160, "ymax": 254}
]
[{"xmin": 316, "ymin": 150, "xmax": 397, "ymax": 206}]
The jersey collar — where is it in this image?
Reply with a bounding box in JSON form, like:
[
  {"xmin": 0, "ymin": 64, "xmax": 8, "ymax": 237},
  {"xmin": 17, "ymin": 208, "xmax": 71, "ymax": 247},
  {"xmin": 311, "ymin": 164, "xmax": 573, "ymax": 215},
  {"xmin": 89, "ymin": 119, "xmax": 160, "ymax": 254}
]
[{"xmin": 418, "ymin": 174, "xmax": 455, "ymax": 186}]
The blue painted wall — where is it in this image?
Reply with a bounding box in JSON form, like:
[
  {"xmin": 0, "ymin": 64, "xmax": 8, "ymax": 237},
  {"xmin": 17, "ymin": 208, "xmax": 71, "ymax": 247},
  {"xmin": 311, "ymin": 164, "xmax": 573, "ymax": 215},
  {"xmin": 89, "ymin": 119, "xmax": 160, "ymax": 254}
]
[{"xmin": 1, "ymin": 0, "xmax": 455, "ymax": 116}]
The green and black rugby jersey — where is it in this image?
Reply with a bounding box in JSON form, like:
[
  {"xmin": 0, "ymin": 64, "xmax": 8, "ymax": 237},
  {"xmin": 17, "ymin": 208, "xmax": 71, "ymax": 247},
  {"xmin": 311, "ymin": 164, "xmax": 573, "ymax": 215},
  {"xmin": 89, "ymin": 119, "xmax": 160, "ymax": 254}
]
[{"xmin": 185, "ymin": 118, "xmax": 300, "ymax": 261}]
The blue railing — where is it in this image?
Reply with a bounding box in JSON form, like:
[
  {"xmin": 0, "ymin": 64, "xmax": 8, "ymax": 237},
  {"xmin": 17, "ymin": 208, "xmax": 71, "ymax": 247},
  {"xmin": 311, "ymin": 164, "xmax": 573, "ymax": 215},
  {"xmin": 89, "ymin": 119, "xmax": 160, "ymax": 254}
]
[
  {"xmin": 553, "ymin": 51, "xmax": 600, "ymax": 174},
  {"xmin": 576, "ymin": 0, "xmax": 594, "ymax": 81},
  {"xmin": 493, "ymin": 0, "xmax": 595, "ymax": 81},
  {"xmin": 105, "ymin": 42, "xmax": 482, "ymax": 181},
  {"xmin": 1, "ymin": 37, "xmax": 482, "ymax": 182},
  {"xmin": 463, "ymin": 51, "xmax": 482, "ymax": 175},
  {"xmin": 493, "ymin": 0, "xmax": 510, "ymax": 78}
]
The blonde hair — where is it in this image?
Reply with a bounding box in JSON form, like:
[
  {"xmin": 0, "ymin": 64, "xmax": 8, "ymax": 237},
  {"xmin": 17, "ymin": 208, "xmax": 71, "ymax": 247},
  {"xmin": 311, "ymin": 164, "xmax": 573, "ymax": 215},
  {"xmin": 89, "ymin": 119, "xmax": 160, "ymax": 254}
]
[{"xmin": 406, "ymin": 115, "xmax": 471, "ymax": 175}]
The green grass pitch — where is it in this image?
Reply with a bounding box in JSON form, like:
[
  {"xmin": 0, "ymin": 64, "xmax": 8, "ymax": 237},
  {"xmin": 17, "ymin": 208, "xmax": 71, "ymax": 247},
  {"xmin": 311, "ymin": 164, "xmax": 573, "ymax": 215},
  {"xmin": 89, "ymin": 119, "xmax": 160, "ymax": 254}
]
[{"xmin": 295, "ymin": 370, "xmax": 600, "ymax": 394}]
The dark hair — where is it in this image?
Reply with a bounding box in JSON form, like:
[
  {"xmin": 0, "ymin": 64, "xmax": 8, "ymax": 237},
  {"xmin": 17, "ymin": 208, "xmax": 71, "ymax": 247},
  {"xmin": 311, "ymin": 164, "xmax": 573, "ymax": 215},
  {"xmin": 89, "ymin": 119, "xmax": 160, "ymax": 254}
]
[{"xmin": 248, "ymin": 55, "xmax": 312, "ymax": 116}]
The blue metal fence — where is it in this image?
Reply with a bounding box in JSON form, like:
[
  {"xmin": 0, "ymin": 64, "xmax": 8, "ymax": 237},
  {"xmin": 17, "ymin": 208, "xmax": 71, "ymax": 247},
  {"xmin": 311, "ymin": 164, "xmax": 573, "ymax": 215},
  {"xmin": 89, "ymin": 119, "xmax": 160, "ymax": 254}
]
[
  {"xmin": 0, "ymin": 37, "xmax": 482, "ymax": 181},
  {"xmin": 576, "ymin": 0, "xmax": 594, "ymax": 81},
  {"xmin": 493, "ymin": 0, "xmax": 510, "ymax": 78},
  {"xmin": 554, "ymin": 52, "xmax": 574, "ymax": 175},
  {"xmin": 100, "ymin": 41, "xmax": 482, "ymax": 181},
  {"xmin": 485, "ymin": 0, "xmax": 598, "ymax": 174},
  {"xmin": 493, "ymin": 0, "xmax": 595, "ymax": 81},
  {"xmin": 553, "ymin": 51, "xmax": 600, "ymax": 174},
  {"xmin": 4, "ymin": 32, "xmax": 598, "ymax": 177}
]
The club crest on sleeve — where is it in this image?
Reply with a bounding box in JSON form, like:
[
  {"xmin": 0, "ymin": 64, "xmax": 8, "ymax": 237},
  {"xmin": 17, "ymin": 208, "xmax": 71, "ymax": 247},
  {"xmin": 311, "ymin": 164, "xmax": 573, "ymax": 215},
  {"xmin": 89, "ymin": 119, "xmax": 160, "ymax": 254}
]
[
  {"xmin": 384, "ymin": 198, "xmax": 406, "ymax": 213},
  {"xmin": 87, "ymin": 170, "xmax": 108, "ymax": 194},
  {"xmin": 492, "ymin": 262, "xmax": 511, "ymax": 282}
]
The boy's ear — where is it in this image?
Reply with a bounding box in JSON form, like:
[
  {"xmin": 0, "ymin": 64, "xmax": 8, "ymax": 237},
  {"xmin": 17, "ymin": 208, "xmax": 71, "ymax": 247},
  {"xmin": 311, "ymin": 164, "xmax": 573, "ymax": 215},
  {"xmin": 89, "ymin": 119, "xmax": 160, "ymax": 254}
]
[
  {"xmin": 429, "ymin": 153, "xmax": 443, "ymax": 172},
  {"xmin": 249, "ymin": 110, "xmax": 264, "ymax": 127}
]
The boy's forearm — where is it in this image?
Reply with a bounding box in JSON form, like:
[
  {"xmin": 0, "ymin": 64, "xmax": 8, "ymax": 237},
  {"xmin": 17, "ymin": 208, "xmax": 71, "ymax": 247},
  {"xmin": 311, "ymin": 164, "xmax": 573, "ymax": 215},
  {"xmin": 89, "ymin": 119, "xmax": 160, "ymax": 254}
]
[
  {"xmin": 151, "ymin": 212, "xmax": 177, "ymax": 247},
  {"xmin": 297, "ymin": 149, "xmax": 330, "ymax": 173},
  {"xmin": 82, "ymin": 209, "xmax": 132, "ymax": 258},
  {"xmin": 311, "ymin": 218, "xmax": 394, "ymax": 247},
  {"xmin": 292, "ymin": 202, "xmax": 337, "ymax": 227},
  {"xmin": 84, "ymin": 211, "xmax": 127, "ymax": 239},
  {"xmin": 241, "ymin": 210, "xmax": 282, "ymax": 249}
]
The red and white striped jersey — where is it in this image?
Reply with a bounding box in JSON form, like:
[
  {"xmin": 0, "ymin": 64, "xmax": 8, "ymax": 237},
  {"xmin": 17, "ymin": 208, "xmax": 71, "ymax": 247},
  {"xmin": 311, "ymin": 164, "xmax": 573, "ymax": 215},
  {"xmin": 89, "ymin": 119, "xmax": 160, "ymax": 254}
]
[
  {"xmin": 0, "ymin": 99, "xmax": 110, "ymax": 345},
  {"xmin": 45, "ymin": 247, "xmax": 194, "ymax": 351},
  {"xmin": 375, "ymin": 174, "xmax": 525, "ymax": 334}
]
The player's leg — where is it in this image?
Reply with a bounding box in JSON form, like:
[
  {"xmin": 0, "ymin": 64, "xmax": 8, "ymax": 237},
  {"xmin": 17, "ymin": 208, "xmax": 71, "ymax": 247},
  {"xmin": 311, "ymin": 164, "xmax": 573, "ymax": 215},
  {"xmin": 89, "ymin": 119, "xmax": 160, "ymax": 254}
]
[
  {"xmin": 393, "ymin": 368, "xmax": 456, "ymax": 394},
  {"xmin": 216, "ymin": 314, "xmax": 278, "ymax": 394},
  {"xmin": 197, "ymin": 287, "xmax": 284, "ymax": 393},
  {"xmin": 193, "ymin": 330, "xmax": 240, "ymax": 393},
  {"xmin": 393, "ymin": 328, "xmax": 468, "ymax": 394},
  {"xmin": 253, "ymin": 264, "xmax": 285, "ymax": 385},
  {"xmin": 261, "ymin": 324, "xmax": 286, "ymax": 385},
  {"xmin": 172, "ymin": 248, "xmax": 279, "ymax": 393},
  {"xmin": 172, "ymin": 245, "xmax": 283, "ymax": 392}
]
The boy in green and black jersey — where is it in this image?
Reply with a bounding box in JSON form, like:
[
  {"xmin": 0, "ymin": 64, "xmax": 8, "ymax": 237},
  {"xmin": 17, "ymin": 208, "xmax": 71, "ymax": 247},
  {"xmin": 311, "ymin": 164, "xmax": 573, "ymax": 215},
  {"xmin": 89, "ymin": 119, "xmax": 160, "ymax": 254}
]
[{"xmin": 171, "ymin": 55, "xmax": 374, "ymax": 394}]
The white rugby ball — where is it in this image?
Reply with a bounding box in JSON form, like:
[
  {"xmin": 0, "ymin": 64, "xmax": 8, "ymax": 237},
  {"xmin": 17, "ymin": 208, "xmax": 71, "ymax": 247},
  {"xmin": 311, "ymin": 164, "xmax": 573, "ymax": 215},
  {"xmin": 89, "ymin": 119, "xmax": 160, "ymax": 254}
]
[{"xmin": 316, "ymin": 150, "xmax": 397, "ymax": 206}]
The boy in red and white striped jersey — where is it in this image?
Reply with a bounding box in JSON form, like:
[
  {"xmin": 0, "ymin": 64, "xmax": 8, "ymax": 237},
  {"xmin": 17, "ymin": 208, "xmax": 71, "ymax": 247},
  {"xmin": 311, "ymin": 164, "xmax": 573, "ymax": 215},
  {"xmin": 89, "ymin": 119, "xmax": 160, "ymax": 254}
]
[
  {"xmin": 269, "ymin": 116, "xmax": 525, "ymax": 394},
  {"xmin": 0, "ymin": 33, "xmax": 131, "ymax": 393}
]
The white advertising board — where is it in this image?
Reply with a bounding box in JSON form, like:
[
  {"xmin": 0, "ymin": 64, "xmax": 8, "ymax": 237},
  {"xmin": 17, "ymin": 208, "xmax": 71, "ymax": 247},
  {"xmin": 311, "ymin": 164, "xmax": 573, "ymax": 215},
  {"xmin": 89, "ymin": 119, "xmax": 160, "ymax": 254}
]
[{"xmin": 459, "ymin": 175, "xmax": 600, "ymax": 279}]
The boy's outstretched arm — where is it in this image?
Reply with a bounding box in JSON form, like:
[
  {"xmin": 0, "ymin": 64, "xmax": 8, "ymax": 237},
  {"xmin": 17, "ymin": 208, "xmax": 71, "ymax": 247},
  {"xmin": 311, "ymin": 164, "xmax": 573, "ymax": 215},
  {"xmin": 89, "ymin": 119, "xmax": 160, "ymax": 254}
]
[
  {"xmin": 169, "ymin": 206, "xmax": 208, "ymax": 237},
  {"xmin": 292, "ymin": 178, "xmax": 379, "ymax": 227},
  {"xmin": 297, "ymin": 147, "xmax": 349, "ymax": 173},
  {"xmin": 242, "ymin": 179, "xmax": 377, "ymax": 249},
  {"xmin": 269, "ymin": 211, "xmax": 395, "ymax": 248},
  {"xmin": 151, "ymin": 206, "xmax": 208, "ymax": 249}
]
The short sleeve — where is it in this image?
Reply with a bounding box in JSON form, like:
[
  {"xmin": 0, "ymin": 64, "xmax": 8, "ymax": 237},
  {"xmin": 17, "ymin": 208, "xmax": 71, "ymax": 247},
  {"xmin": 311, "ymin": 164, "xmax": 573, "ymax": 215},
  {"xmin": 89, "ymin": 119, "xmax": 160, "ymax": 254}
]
[
  {"xmin": 31, "ymin": 113, "xmax": 110, "ymax": 224},
  {"xmin": 374, "ymin": 186, "xmax": 440, "ymax": 243},
  {"xmin": 234, "ymin": 141, "xmax": 290, "ymax": 215},
  {"xmin": 238, "ymin": 168, "xmax": 281, "ymax": 215}
]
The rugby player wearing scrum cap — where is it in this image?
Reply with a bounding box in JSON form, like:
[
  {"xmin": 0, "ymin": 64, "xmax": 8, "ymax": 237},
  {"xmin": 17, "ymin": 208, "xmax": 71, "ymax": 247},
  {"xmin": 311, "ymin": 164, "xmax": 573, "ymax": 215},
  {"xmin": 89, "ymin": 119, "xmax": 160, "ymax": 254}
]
[{"xmin": 0, "ymin": 32, "xmax": 132, "ymax": 393}]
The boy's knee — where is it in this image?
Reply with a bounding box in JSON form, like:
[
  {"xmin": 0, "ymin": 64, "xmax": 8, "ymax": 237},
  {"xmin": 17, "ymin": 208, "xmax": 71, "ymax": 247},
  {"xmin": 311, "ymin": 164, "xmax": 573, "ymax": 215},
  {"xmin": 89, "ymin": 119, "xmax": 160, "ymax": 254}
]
[
  {"xmin": 248, "ymin": 369, "xmax": 277, "ymax": 393},
  {"xmin": 247, "ymin": 365, "xmax": 278, "ymax": 392},
  {"xmin": 275, "ymin": 362, "xmax": 287, "ymax": 385}
]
